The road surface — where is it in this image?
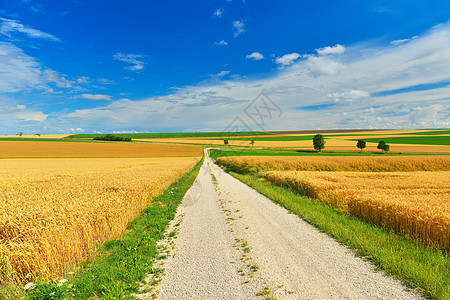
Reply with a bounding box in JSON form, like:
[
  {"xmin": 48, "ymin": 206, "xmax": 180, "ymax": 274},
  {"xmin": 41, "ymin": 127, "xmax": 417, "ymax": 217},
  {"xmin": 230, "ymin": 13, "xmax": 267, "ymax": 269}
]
[{"xmin": 139, "ymin": 151, "xmax": 421, "ymax": 299}]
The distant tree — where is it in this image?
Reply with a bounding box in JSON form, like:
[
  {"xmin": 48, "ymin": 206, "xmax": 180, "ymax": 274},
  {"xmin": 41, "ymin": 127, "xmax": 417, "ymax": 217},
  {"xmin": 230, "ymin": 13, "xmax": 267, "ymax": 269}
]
[
  {"xmin": 250, "ymin": 139, "xmax": 255, "ymax": 145},
  {"xmin": 18, "ymin": 132, "xmax": 23, "ymax": 137},
  {"xmin": 356, "ymin": 139, "xmax": 366, "ymax": 152},
  {"xmin": 313, "ymin": 134, "xmax": 325, "ymax": 152},
  {"xmin": 224, "ymin": 139, "xmax": 229, "ymax": 145},
  {"xmin": 36, "ymin": 133, "xmax": 41, "ymax": 137},
  {"xmin": 377, "ymin": 141, "xmax": 390, "ymax": 153}
]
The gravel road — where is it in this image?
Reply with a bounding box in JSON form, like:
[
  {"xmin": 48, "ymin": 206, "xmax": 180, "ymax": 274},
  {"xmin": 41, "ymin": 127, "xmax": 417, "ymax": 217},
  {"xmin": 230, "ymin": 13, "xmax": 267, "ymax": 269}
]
[{"xmin": 139, "ymin": 151, "xmax": 422, "ymax": 299}]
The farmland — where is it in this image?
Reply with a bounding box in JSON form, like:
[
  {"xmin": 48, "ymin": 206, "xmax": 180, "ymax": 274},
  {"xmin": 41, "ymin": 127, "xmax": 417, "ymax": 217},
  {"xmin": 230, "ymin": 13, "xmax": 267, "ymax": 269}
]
[
  {"xmin": 0, "ymin": 157, "xmax": 200, "ymax": 286},
  {"xmin": 0, "ymin": 141, "xmax": 203, "ymax": 158},
  {"xmin": 123, "ymin": 129, "xmax": 450, "ymax": 153},
  {"xmin": 266, "ymin": 170, "xmax": 450, "ymax": 250},
  {"xmin": 217, "ymin": 155, "xmax": 450, "ymax": 173},
  {"xmin": 218, "ymin": 155, "xmax": 450, "ymax": 251},
  {"xmin": 0, "ymin": 140, "xmax": 202, "ymax": 294}
]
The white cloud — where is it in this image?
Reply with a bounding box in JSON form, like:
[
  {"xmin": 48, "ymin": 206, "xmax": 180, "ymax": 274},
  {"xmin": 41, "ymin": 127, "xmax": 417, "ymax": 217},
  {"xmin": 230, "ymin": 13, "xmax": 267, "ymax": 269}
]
[
  {"xmin": 327, "ymin": 89, "xmax": 370, "ymax": 103},
  {"xmin": 0, "ymin": 18, "xmax": 60, "ymax": 42},
  {"xmin": 44, "ymin": 69, "xmax": 74, "ymax": 88},
  {"xmin": 246, "ymin": 52, "xmax": 264, "ymax": 60},
  {"xmin": 232, "ymin": 20, "xmax": 245, "ymax": 37},
  {"xmin": 316, "ymin": 44, "xmax": 346, "ymax": 55},
  {"xmin": 16, "ymin": 111, "xmax": 48, "ymax": 122},
  {"xmin": 76, "ymin": 76, "xmax": 90, "ymax": 84},
  {"xmin": 214, "ymin": 40, "xmax": 228, "ymax": 46},
  {"xmin": 304, "ymin": 55, "xmax": 347, "ymax": 77},
  {"xmin": 81, "ymin": 94, "xmax": 112, "ymax": 101},
  {"xmin": 0, "ymin": 104, "xmax": 26, "ymax": 114},
  {"xmin": 0, "ymin": 42, "xmax": 45, "ymax": 92},
  {"xmin": 275, "ymin": 53, "xmax": 300, "ymax": 66},
  {"xmin": 113, "ymin": 53, "xmax": 146, "ymax": 71},
  {"xmin": 98, "ymin": 78, "xmax": 115, "ymax": 84},
  {"xmin": 390, "ymin": 36, "xmax": 418, "ymax": 46},
  {"xmin": 213, "ymin": 8, "xmax": 223, "ymax": 17}
]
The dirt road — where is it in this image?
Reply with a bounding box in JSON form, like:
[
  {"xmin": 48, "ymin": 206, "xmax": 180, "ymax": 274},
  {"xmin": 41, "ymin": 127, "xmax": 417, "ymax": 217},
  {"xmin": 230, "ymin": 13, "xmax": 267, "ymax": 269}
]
[{"xmin": 141, "ymin": 151, "xmax": 421, "ymax": 299}]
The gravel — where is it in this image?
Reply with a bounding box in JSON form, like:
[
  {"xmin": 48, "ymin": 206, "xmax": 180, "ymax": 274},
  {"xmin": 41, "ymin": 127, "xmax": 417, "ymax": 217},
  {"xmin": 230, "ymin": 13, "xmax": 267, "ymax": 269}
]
[{"xmin": 139, "ymin": 152, "xmax": 422, "ymax": 299}]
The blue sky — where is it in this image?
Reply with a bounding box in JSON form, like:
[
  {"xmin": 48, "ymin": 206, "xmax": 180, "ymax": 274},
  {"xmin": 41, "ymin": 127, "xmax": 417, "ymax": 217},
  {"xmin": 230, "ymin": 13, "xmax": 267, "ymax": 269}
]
[{"xmin": 0, "ymin": 0, "xmax": 449, "ymax": 134}]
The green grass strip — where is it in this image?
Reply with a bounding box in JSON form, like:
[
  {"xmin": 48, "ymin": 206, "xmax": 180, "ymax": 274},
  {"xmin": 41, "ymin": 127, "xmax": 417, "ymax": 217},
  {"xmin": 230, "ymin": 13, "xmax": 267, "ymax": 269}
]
[
  {"xmin": 362, "ymin": 136, "xmax": 450, "ymax": 146},
  {"xmin": 21, "ymin": 157, "xmax": 204, "ymax": 300},
  {"xmin": 226, "ymin": 171, "xmax": 449, "ymax": 300}
]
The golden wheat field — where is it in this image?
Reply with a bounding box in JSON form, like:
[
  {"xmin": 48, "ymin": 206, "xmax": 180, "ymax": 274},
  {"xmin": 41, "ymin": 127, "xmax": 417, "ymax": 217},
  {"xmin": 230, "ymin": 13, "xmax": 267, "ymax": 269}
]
[
  {"xmin": 217, "ymin": 155, "xmax": 450, "ymax": 173},
  {"xmin": 0, "ymin": 141, "xmax": 203, "ymax": 158},
  {"xmin": 0, "ymin": 157, "xmax": 200, "ymax": 285},
  {"xmin": 265, "ymin": 170, "xmax": 450, "ymax": 251}
]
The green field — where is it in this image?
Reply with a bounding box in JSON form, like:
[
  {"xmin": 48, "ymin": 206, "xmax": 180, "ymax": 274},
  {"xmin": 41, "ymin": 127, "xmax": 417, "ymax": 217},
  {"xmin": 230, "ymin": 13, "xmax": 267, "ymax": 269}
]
[
  {"xmin": 403, "ymin": 130, "xmax": 450, "ymax": 135},
  {"xmin": 68, "ymin": 131, "xmax": 271, "ymax": 139},
  {"xmin": 362, "ymin": 136, "xmax": 450, "ymax": 146},
  {"xmin": 207, "ymin": 148, "xmax": 434, "ymax": 160}
]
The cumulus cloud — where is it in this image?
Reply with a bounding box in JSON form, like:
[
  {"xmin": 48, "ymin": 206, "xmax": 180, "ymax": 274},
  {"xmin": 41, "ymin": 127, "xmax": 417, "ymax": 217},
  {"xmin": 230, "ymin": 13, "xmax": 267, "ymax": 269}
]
[
  {"xmin": 81, "ymin": 94, "xmax": 112, "ymax": 101},
  {"xmin": 113, "ymin": 53, "xmax": 146, "ymax": 71},
  {"xmin": 232, "ymin": 20, "xmax": 245, "ymax": 37},
  {"xmin": 316, "ymin": 44, "xmax": 346, "ymax": 55},
  {"xmin": 246, "ymin": 52, "xmax": 264, "ymax": 60},
  {"xmin": 275, "ymin": 53, "xmax": 300, "ymax": 66},
  {"xmin": 16, "ymin": 111, "xmax": 48, "ymax": 122},
  {"xmin": 304, "ymin": 55, "xmax": 347, "ymax": 77},
  {"xmin": 0, "ymin": 18, "xmax": 60, "ymax": 42}
]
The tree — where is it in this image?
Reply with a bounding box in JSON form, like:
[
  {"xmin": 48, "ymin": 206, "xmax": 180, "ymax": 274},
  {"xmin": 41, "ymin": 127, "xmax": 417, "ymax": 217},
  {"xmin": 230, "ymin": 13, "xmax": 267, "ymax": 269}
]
[
  {"xmin": 224, "ymin": 139, "xmax": 229, "ymax": 145},
  {"xmin": 377, "ymin": 141, "xmax": 390, "ymax": 153},
  {"xmin": 356, "ymin": 139, "xmax": 366, "ymax": 152},
  {"xmin": 18, "ymin": 132, "xmax": 23, "ymax": 137},
  {"xmin": 313, "ymin": 134, "xmax": 325, "ymax": 152},
  {"xmin": 250, "ymin": 139, "xmax": 255, "ymax": 145}
]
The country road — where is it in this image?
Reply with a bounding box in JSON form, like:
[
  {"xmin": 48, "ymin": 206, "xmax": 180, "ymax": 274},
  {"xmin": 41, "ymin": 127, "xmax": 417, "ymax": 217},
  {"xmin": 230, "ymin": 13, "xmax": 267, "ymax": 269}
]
[{"xmin": 140, "ymin": 151, "xmax": 421, "ymax": 300}]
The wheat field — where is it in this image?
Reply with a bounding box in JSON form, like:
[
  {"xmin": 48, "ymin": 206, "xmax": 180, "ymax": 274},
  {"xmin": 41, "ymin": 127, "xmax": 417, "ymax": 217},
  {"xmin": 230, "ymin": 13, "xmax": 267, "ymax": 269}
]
[
  {"xmin": 265, "ymin": 170, "xmax": 450, "ymax": 250},
  {"xmin": 0, "ymin": 157, "xmax": 200, "ymax": 285},
  {"xmin": 0, "ymin": 141, "xmax": 203, "ymax": 158},
  {"xmin": 217, "ymin": 155, "xmax": 450, "ymax": 173}
]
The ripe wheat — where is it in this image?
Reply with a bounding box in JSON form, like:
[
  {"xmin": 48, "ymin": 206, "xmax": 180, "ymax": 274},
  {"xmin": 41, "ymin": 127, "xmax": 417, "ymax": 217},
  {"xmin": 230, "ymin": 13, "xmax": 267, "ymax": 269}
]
[
  {"xmin": 266, "ymin": 170, "xmax": 450, "ymax": 251},
  {"xmin": 0, "ymin": 157, "xmax": 199, "ymax": 285}
]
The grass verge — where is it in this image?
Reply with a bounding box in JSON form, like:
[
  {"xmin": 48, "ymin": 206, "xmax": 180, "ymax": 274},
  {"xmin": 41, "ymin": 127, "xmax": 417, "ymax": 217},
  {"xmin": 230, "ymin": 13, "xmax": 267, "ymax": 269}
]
[
  {"xmin": 16, "ymin": 157, "xmax": 204, "ymax": 300},
  {"xmin": 225, "ymin": 170, "xmax": 449, "ymax": 300}
]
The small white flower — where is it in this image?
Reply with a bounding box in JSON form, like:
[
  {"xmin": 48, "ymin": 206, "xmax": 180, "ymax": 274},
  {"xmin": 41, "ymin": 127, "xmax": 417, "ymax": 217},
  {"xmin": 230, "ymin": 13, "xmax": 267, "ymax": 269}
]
[
  {"xmin": 59, "ymin": 278, "xmax": 68, "ymax": 284},
  {"xmin": 25, "ymin": 273, "xmax": 31, "ymax": 279},
  {"xmin": 23, "ymin": 282, "xmax": 35, "ymax": 291}
]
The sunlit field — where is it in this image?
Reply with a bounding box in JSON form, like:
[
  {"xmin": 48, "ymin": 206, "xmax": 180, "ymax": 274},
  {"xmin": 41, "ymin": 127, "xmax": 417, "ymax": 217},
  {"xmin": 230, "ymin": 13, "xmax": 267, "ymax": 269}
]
[{"xmin": 0, "ymin": 157, "xmax": 200, "ymax": 286}]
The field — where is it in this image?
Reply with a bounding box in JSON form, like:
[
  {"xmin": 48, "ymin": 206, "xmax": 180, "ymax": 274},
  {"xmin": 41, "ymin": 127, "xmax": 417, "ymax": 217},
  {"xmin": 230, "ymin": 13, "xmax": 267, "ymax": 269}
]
[
  {"xmin": 129, "ymin": 129, "xmax": 450, "ymax": 153},
  {"xmin": 266, "ymin": 170, "xmax": 450, "ymax": 251},
  {"xmin": 217, "ymin": 155, "xmax": 450, "ymax": 251},
  {"xmin": 217, "ymin": 155, "xmax": 450, "ymax": 173},
  {"xmin": 0, "ymin": 157, "xmax": 200, "ymax": 287},
  {"xmin": 0, "ymin": 141, "xmax": 203, "ymax": 158}
]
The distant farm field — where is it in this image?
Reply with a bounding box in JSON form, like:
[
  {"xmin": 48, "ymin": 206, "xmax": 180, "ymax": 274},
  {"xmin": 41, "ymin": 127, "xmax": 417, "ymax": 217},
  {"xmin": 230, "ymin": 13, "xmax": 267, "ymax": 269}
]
[
  {"xmin": 0, "ymin": 141, "xmax": 203, "ymax": 158},
  {"xmin": 0, "ymin": 156, "xmax": 200, "ymax": 286}
]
